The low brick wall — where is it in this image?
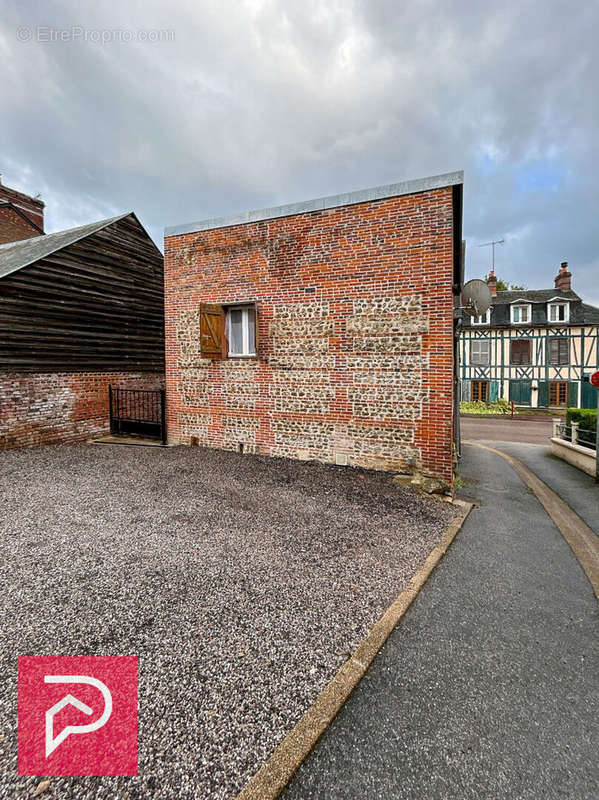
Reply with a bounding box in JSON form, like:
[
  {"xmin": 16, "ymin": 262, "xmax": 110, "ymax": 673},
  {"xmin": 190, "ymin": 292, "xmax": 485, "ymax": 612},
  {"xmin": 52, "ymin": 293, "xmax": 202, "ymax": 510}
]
[{"xmin": 0, "ymin": 372, "xmax": 164, "ymax": 450}]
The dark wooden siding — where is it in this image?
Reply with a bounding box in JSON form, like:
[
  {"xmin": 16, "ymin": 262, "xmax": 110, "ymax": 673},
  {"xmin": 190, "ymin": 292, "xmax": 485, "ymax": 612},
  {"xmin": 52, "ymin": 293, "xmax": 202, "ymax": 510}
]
[{"xmin": 0, "ymin": 215, "xmax": 164, "ymax": 372}]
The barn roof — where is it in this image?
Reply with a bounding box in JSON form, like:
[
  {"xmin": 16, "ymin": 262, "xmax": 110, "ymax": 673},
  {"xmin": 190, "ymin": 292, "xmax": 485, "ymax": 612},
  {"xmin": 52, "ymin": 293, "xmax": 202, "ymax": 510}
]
[{"xmin": 0, "ymin": 212, "xmax": 132, "ymax": 280}]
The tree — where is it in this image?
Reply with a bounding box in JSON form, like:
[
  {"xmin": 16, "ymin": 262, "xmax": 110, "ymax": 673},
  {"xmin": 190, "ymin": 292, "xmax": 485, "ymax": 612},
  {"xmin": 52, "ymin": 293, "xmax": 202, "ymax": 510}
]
[{"xmin": 493, "ymin": 276, "xmax": 527, "ymax": 291}]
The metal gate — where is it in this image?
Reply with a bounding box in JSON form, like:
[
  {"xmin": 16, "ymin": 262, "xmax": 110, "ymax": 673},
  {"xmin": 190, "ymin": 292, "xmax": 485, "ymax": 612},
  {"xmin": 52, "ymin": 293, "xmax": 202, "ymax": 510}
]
[{"xmin": 109, "ymin": 386, "xmax": 166, "ymax": 444}]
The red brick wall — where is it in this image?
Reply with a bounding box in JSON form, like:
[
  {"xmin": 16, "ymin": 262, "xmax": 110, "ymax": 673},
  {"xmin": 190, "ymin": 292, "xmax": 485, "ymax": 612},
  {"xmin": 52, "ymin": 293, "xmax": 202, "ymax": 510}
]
[
  {"xmin": 0, "ymin": 206, "xmax": 40, "ymax": 244},
  {"xmin": 0, "ymin": 372, "xmax": 164, "ymax": 450},
  {"xmin": 0, "ymin": 182, "xmax": 44, "ymax": 230},
  {"xmin": 165, "ymin": 188, "xmax": 456, "ymax": 482}
]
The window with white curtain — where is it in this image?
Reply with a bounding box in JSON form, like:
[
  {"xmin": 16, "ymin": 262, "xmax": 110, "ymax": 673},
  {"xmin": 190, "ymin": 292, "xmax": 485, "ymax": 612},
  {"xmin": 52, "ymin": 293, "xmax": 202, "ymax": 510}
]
[{"xmin": 226, "ymin": 305, "xmax": 256, "ymax": 357}]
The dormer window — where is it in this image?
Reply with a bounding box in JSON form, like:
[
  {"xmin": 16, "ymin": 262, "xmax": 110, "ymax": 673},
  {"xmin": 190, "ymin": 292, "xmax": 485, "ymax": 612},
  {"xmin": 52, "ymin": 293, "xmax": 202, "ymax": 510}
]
[
  {"xmin": 548, "ymin": 302, "xmax": 569, "ymax": 323},
  {"xmin": 511, "ymin": 304, "xmax": 531, "ymax": 324},
  {"xmin": 471, "ymin": 309, "xmax": 490, "ymax": 325}
]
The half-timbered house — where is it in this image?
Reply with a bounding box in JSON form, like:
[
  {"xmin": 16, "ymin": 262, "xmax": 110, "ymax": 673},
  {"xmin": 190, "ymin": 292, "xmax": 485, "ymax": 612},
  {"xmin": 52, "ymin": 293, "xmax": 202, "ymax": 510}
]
[{"xmin": 460, "ymin": 263, "xmax": 599, "ymax": 409}]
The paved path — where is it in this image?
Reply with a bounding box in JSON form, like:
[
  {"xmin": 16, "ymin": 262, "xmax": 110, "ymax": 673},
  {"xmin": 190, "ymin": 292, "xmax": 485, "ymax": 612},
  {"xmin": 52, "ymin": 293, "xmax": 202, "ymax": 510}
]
[
  {"xmin": 484, "ymin": 442, "xmax": 599, "ymax": 538},
  {"xmin": 460, "ymin": 415, "xmax": 553, "ymax": 444},
  {"xmin": 283, "ymin": 444, "xmax": 599, "ymax": 800}
]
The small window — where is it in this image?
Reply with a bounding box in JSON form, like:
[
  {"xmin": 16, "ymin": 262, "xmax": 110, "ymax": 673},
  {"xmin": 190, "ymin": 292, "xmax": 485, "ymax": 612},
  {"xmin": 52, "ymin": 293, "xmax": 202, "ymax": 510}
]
[
  {"xmin": 471, "ymin": 380, "xmax": 489, "ymax": 402},
  {"xmin": 548, "ymin": 302, "xmax": 569, "ymax": 323},
  {"xmin": 470, "ymin": 339, "xmax": 490, "ymax": 365},
  {"xmin": 226, "ymin": 305, "xmax": 256, "ymax": 357},
  {"xmin": 510, "ymin": 339, "xmax": 531, "ymax": 365},
  {"xmin": 511, "ymin": 304, "xmax": 531, "ymax": 324},
  {"xmin": 549, "ymin": 381, "xmax": 568, "ymax": 407},
  {"xmin": 472, "ymin": 309, "xmax": 490, "ymax": 325},
  {"xmin": 199, "ymin": 302, "xmax": 258, "ymax": 360},
  {"xmin": 549, "ymin": 337, "xmax": 569, "ymax": 365}
]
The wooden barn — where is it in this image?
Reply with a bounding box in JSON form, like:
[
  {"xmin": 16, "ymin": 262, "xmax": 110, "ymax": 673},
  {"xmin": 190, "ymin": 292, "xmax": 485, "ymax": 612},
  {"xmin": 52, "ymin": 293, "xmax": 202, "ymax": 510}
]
[{"xmin": 0, "ymin": 212, "xmax": 165, "ymax": 449}]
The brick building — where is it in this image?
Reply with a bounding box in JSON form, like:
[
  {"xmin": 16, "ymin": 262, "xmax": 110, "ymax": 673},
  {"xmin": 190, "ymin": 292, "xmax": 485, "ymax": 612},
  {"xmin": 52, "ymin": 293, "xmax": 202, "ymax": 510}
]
[
  {"xmin": 164, "ymin": 171, "xmax": 464, "ymax": 483},
  {"xmin": 0, "ymin": 212, "xmax": 164, "ymax": 450},
  {"xmin": 0, "ymin": 177, "xmax": 45, "ymax": 244}
]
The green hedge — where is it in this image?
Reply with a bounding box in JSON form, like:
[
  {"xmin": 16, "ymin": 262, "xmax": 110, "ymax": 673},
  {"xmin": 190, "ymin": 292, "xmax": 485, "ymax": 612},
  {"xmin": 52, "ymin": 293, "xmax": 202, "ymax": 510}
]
[{"xmin": 566, "ymin": 408, "xmax": 597, "ymax": 449}]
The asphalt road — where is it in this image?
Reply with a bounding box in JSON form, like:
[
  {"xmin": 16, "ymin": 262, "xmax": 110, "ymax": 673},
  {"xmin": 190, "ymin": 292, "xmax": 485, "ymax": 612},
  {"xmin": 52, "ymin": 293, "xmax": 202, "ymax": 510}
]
[
  {"xmin": 283, "ymin": 443, "xmax": 599, "ymax": 800},
  {"xmin": 487, "ymin": 442, "xmax": 599, "ymax": 538},
  {"xmin": 460, "ymin": 415, "xmax": 553, "ymax": 444}
]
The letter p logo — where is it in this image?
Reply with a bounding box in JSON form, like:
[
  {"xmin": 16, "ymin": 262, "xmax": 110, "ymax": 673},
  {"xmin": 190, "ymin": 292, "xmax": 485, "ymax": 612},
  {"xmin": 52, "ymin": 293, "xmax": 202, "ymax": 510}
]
[
  {"xmin": 18, "ymin": 657, "xmax": 137, "ymax": 776},
  {"xmin": 44, "ymin": 675, "xmax": 113, "ymax": 756}
]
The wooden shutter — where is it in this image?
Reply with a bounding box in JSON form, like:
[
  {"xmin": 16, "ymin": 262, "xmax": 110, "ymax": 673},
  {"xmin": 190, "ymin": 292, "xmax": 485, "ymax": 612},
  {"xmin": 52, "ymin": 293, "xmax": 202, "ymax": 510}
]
[
  {"xmin": 200, "ymin": 304, "xmax": 225, "ymax": 359},
  {"xmin": 549, "ymin": 338, "xmax": 569, "ymax": 365},
  {"xmin": 568, "ymin": 381, "xmax": 577, "ymax": 407},
  {"xmin": 510, "ymin": 339, "xmax": 531, "ymax": 365}
]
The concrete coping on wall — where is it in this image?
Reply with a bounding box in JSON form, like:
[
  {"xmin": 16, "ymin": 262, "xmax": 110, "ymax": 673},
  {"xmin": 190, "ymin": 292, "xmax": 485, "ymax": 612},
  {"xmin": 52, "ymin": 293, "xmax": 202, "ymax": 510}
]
[
  {"xmin": 550, "ymin": 436, "xmax": 596, "ymax": 477},
  {"xmin": 164, "ymin": 170, "xmax": 464, "ymax": 237}
]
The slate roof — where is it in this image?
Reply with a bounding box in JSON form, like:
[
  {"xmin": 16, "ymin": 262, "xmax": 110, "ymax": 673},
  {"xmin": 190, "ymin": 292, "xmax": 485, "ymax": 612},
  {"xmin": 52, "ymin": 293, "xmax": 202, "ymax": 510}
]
[
  {"xmin": 580, "ymin": 303, "xmax": 599, "ymax": 324},
  {"xmin": 491, "ymin": 288, "xmax": 580, "ymax": 304},
  {"xmin": 462, "ymin": 287, "xmax": 599, "ymax": 328},
  {"xmin": 0, "ymin": 212, "xmax": 131, "ymax": 280}
]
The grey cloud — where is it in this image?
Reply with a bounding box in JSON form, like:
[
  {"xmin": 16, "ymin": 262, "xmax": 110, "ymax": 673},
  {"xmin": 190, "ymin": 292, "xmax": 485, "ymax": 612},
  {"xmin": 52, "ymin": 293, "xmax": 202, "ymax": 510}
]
[{"xmin": 1, "ymin": 0, "xmax": 597, "ymax": 301}]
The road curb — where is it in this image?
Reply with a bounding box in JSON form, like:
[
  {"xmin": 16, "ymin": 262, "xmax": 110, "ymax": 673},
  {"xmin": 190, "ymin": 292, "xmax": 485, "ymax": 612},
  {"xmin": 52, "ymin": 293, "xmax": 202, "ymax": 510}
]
[
  {"xmin": 464, "ymin": 441, "xmax": 599, "ymax": 599},
  {"xmin": 236, "ymin": 500, "xmax": 473, "ymax": 800}
]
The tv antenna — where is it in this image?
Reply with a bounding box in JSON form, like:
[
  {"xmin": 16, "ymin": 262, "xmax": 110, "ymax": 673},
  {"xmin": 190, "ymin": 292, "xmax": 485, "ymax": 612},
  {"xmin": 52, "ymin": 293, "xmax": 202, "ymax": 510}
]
[{"xmin": 477, "ymin": 238, "xmax": 504, "ymax": 271}]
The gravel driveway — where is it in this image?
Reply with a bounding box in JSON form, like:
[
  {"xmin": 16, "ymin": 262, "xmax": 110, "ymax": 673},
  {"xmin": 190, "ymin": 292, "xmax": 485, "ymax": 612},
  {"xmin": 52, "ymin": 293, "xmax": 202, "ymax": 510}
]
[{"xmin": 0, "ymin": 444, "xmax": 457, "ymax": 799}]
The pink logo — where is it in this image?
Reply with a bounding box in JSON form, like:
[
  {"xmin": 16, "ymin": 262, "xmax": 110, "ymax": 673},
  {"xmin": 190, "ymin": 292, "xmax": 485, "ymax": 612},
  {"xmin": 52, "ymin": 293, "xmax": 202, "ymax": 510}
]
[{"xmin": 18, "ymin": 656, "xmax": 138, "ymax": 776}]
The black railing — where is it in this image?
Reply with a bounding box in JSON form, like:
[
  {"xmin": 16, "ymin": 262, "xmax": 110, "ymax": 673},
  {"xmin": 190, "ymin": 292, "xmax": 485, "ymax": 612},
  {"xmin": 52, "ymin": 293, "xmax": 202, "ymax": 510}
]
[
  {"xmin": 554, "ymin": 422, "xmax": 596, "ymax": 452},
  {"xmin": 109, "ymin": 386, "xmax": 166, "ymax": 444}
]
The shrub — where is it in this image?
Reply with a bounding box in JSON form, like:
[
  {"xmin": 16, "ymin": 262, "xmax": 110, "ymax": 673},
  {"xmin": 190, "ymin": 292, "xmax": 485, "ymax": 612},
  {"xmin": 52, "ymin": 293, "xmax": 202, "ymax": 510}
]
[
  {"xmin": 494, "ymin": 397, "xmax": 511, "ymax": 414},
  {"xmin": 460, "ymin": 399, "xmax": 512, "ymax": 415},
  {"xmin": 566, "ymin": 408, "xmax": 597, "ymax": 449}
]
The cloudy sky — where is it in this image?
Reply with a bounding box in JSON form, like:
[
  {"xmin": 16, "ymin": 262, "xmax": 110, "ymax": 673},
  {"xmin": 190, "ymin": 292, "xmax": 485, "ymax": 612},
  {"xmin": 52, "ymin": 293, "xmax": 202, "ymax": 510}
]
[{"xmin": 2, "ymin": 0, "xmax": 597, "ymax": 302}]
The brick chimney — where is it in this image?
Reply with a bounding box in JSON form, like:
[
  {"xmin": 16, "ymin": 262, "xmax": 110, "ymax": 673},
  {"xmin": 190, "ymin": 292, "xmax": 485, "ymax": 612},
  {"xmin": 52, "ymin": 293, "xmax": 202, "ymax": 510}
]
[
  {"xmin": 487, "ymin": 269, "xmax": 497, "ymax": 297},
  {"xmin": 554, "ymin": 261, "xmax": 572, "ymax": 292}
]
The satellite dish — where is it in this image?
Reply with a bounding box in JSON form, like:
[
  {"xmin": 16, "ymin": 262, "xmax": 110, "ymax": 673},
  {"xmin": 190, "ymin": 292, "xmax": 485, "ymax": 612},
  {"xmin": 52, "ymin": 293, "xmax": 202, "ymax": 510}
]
[{"xmin": 461, "ymin": 279, "xmax": 491, "ymax": 316}]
